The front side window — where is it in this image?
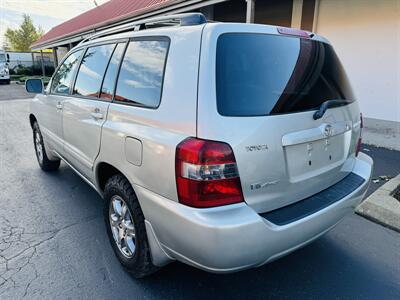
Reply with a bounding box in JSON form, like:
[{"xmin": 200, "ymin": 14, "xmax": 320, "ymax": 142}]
[
  {"xmin": 115, "ymin": 39, "xmax": 169, "ymax": 108},
  {"xmin": 74, "ymin": 44, "xmax": 116, "ymax": 98},
  {"xmin": 0, "ymin": 54, "xmax": 6, "ymax": 63},
  {"xmin": 51, "ymin": 50, "xmax": 83, "ymax": 95}
]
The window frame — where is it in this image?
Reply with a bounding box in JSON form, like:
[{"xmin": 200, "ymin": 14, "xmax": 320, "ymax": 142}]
[
  {"xmin": 70, "ymin": 38, "xmax": 129, "ymax": 103},
  {"xmin": 112, "ymin": 36, "xmax": 171, "ymax": 110},
  {"xmin": 99, "ymin": 42, "xmax": 128, "ymax": 102}
]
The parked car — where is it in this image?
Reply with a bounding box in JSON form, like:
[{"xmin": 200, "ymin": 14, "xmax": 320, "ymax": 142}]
[
  {"xmin": 26, "ymin": 13, "xmax": 373, "ymax": 278},
  {"xmin": 0, "ymin": 50, "xmax": 10, "ymax": 84}
]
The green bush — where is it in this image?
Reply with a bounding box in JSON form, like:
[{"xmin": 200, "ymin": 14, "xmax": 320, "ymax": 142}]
[
  {"xmin": 10, "ymin": 64, "xmax": 55, "ymax": 77},
  {"xmin": 10, "ymin": 75, "xmax": 25, "ymax": 81}
]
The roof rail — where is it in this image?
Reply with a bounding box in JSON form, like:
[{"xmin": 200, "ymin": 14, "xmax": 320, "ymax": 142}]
[{"xmin": 79, "ymin": 13, "xmax": 207, "ymax": 45}]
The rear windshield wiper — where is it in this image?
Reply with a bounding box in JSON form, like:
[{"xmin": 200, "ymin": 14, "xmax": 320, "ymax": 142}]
[{"xmin": 313, "ymin": 100, "xmax": 349, "ymax": 120}]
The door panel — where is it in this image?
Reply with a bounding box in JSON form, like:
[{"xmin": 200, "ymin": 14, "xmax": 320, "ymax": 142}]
[
  {"xmin": 35, "ymin": 93, "xmax": 66, "ymax": 153},
  {"xmin": 36, "ymin": 49, "xmax": 84, "ymax": 154},
  {"xmin": 61, "ymin": 43, "xmax": 120, "ymax": 179},
  {"xmin": 62, "ymin": 98, "xmax": 109, "ymax": 179}
]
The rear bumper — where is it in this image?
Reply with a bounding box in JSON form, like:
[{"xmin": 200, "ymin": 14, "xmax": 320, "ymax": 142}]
[{"xmin": 136, "ymin": 152, "xmax": 373, "ymax": 273}]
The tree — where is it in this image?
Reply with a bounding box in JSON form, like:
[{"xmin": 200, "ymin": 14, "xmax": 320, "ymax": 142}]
[{"xmin": 4, "ymin": 14, "xmax": 44, "ymax": 52}]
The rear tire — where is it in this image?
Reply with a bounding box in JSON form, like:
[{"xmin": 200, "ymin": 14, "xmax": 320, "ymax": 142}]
[
  {"xmin": 33, "ymin": 122, "xmax": 60, "ymax": 172},
  {"xmin": 104, "ymin": 174, "xmax": 159, "ymax": 278}
]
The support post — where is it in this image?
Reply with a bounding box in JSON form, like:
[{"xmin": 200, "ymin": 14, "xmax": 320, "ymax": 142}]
[
  {"xmin": 40, "ymin": 50, "xmax": 45, "ymax": 77},
  {"xmin": 300, "ymin": 0, "xmax": 316, "ymax": 31},
  {"xmin": 291, "ymin": 0, "xmax": 303, "ymax": 28},
  {"xmin": 52, "ymin": 47, "xmax": 58, "ymax": 68},
  {"xmin": 31, "ymin": 52, "xmax": 35, "ymax": 69},
  {"xmin": 246, "ymin": 0, "xmax": 256, "ymax": 23}
]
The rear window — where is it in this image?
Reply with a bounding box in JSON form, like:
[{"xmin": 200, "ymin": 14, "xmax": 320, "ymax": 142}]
[
  {"xmin": 73, "ymin": 44, "xmax": 116, "ymax": 98},
  {"xmin": 216, "ymin": 33, "xmax": 355, "ymax": 117},
  {"xmin": 115, "ymin": 38, "xmax": 169, "ymax": 108}
]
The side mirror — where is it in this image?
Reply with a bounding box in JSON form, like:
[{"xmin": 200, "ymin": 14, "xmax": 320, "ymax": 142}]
[{"xmin": 25, "ymin": 78, "xmax": 44, "ymax": 94}]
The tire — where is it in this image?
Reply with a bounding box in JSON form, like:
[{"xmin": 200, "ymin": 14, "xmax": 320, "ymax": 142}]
[
  {"xmin": 32, "ymin": 122, "xmax": 60, "ymax": 172},
  {"xmin": 104, "ymin": 174, "xmax": 159, "ymax": 278},
  {"xmin": 6, "ymin": 79, "xmax": 10, "ymax": 85}
]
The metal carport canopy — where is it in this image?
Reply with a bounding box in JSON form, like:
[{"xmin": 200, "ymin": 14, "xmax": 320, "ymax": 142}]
[{"xmin": 31, "ymin": 0, "xmax": 229, "ymax": 51}]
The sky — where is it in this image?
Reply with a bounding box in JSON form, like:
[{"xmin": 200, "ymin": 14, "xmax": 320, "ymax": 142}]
[{"xmin": 0, "ymin": 0, "xmax": 109, "ymax": 48}]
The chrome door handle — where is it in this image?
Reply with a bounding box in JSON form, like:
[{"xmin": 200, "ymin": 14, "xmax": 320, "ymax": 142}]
[{"xmin": 90, "ymin": 110, "xmax": 104, "ymax": 120}]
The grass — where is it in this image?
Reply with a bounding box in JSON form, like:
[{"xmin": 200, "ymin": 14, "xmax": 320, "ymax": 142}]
[{"xmin": 10, "ymin": 75, "xmax": 25, "ymax": 81}]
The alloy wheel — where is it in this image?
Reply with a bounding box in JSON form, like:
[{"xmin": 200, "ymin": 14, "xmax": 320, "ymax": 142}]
[
  {"xmin": 109, "ymin": 195, "xmax": 136, "ymax": 258},
  {"xmin": 35, "ymin": 131, "xmax": 43, "ymax": 163}
]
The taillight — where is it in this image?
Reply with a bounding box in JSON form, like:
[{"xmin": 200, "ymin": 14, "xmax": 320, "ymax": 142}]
[
  {"xmin": 175, "ymin": 138, "xmax": 244, "ymax": 208},
  {"xmin": 356, "ymin": 113, "xmax": 363, "ymax": 157}
]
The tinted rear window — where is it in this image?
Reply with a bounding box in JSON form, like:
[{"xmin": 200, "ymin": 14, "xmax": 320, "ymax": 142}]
[{"xmin": 216, "ymin": 33, "xmax": 355, "ymax": 117}]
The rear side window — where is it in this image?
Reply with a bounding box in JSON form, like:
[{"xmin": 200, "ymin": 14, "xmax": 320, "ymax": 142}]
[
  {"xmin": 73, "ymin": 44, "xmax": 116, "ymax": 98},
  {"xmin": 51, "ymin": 50, "xmax": 83, "ymax": 95},
  {"xmin": 115, "ymin": 38, "xmax": 169, "ymax": 108},
  {"xmin": 100, "ymin": 43, "xmax": 126, "ymax": 100},
  {"xmin": 216, "ymin": 33, "xmax": 355, "ymax": 116}
]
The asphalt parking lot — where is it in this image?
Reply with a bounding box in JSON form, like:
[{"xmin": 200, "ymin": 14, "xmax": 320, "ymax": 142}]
[
  {"xmin": 0, "ymin": 82, "xmax": 32, "ymax": 101},
  {"xmin": 0, "ymin": 85, "xmax": 399, "ymax": 299}
]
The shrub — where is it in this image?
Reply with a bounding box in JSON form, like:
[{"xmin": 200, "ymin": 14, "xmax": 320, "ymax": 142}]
[{"xmin": 9, "ymin": 64, "xmax": 55, "ymax": 77}]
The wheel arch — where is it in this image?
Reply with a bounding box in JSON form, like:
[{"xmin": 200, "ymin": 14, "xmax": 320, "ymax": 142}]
[{"xmin": 95, "ymin": 162, "xmax": 130, "ymax": 192}]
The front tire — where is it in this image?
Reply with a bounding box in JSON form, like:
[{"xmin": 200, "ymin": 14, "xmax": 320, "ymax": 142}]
[
  {"xmin": 104, "ymin": 174, "xmax": 158, "ymax": 278},
  {"xmin": 32, "ymin": 122, "xmax": 60, "ymax": 172}
]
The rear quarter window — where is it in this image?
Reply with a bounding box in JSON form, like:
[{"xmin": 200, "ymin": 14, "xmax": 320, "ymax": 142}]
[
  {"xmin": 216, "ymin": 33, "xmax": 355, "ymax": 117},
  {"xmin": 114, "ymin": 38, "xmax": 170, "ymax": 108}
]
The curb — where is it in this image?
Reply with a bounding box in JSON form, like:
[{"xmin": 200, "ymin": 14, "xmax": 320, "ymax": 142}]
[{"xmin": 356, "ymin": 175, "xmax": 400, "ymax": 232}]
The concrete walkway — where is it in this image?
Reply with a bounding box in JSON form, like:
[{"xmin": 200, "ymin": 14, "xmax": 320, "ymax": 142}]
[{"xmin": 356, "ymin": 175, "xmax": 400, "ymax": 232}]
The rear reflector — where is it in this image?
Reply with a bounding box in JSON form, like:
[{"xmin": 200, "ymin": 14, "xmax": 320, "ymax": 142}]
[
  {"xmin": 277, "ymin": 27, "xmax": 310, "ymax": 38},
  {"xmin": 175, "ymin": 138, "xmax": 244, "ymax": 208}
]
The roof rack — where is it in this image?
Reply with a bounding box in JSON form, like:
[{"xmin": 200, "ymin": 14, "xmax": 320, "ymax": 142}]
[{"xmin": 79, "ymin": 13, "xmax": 207, "ymax": 45}]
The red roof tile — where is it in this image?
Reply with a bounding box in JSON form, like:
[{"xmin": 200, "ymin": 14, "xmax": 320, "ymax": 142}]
[{"xmin": 32, "ymin": 0, "xmax": 176, "ymax": 48}]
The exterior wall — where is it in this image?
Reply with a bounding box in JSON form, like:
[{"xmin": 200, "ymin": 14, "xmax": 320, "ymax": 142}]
[{"xmin": 314, "ymin": 0, "xmax": 400, "ymax": 123}]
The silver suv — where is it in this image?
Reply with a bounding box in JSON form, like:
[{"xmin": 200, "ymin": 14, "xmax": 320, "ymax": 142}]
[{"xmin": 27, "ymin": 13, "xmax": 373, "ymax": 278}]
